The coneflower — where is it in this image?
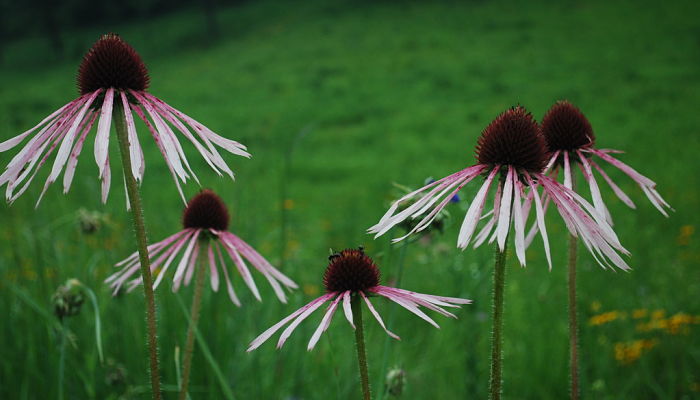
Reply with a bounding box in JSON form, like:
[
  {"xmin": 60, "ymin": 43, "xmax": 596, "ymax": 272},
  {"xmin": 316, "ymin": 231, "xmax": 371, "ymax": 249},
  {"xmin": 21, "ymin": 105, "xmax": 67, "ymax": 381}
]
[
  {"xmin": 0, "ymin": 33, "xmax": 249, "ymax": 205},
  {"xmin": 368, "ymin": 106, "xmax": 629, "ymax": 400},
  {"xmin": 0, "ymin": 34, "xmax": 250, "ymax": 399},
  {"xmin": 107, "ymin": 190, "xmax": 297, "ymax": 400},
  {"xmin": 539, "ymin": 100, "xmax": 671, "ymax": 400},
  {"xmin": 247, "ymin": 247, "xmax": 470, "ymax": 400}
]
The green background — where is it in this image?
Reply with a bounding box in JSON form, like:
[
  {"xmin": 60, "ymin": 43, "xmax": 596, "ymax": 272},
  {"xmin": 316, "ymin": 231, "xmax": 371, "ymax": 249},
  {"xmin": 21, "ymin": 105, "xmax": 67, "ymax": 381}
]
[{"xmin": 1, "ymin": 0, "xmax": 698, "ymax": 398}]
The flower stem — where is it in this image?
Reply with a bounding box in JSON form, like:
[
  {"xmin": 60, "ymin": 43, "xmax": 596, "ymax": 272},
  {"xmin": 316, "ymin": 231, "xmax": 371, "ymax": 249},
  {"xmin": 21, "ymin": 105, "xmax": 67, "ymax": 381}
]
[
  {"xmin": 179, "ymin": 238, "xmax": 209, "ymax": 400},
  {"xmin": 568, "ymin": 177, "xmax": 580, "ymax": 400},
  {"xmin": 352, "ymin": 295, "xmax": 371, "ymax": 400},
  {"xmin": 113, "ymin": 101, "xmax": 162, "ymax": 400},
  {"xmin": 489, "ymin": 240, "xmax": 508, "ymax": 400}
]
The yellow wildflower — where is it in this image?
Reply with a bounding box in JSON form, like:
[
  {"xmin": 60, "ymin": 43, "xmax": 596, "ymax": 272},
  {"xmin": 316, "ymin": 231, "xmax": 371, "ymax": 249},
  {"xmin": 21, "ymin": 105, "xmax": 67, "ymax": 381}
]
[
  {"xmin": 632, "ymin": 309, "xmax": 648, "ymax": 319},
  {"xmin": 589, "ymin": 311, "xmax": 621, "ymax": 326}
]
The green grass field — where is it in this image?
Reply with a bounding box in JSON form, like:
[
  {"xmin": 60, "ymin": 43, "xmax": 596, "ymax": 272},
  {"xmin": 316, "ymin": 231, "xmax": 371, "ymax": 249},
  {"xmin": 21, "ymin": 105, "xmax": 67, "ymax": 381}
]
[{"xmin": 1, "ymin": 0, "xmax": 699, "ymax": 398}]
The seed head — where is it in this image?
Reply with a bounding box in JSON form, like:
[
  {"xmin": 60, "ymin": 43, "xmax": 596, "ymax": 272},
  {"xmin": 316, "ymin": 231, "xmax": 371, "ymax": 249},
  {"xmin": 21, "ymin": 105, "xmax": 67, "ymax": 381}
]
[
  {"xmin": 182, "ymin": 190, "xmax": 230, "ymax": 231},
  {"xmin": 323, "ymin": 248, "xmax": 380, "ymax": 293},
  {"xmin": 541, "ymin": 100, "xmax": 595, "ymax": 152},
  {"xmin": 77, "ymin": 33, "xmax": 149, "ymax": 95},
  {"xmin": 475, "ymin": 106, "xmax": 547, "ymax": 173}
]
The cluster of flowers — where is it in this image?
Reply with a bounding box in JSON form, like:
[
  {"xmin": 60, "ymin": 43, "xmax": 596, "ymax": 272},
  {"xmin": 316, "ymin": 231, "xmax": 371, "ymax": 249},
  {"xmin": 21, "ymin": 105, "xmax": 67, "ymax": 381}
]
[{"xmin": 0, "ymin": 33, "xmax": 670, "ymax": 397}]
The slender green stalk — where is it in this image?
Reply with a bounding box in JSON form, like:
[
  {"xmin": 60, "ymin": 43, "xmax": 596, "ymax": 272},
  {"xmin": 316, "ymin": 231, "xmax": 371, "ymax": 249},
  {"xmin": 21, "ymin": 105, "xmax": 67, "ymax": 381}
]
[
  {"xmin": 489, "ymin": 240, "xmax": 508, "ymax": 400},
  {"xmin": 352, "ymin": 295, "xmax": 371, "ymax": 400},
  {"xmin": 58, "ymin": 319, "xmax": 67, "ymax": 400},
  {"xmin": 179, "ymin": 238, "xmax": 209, "ymax": 400},
  {"xmin": 568, "ymin": 177, "xmax": 580, "ymax": 400},
  {"xmin": 113, "ymin": 102, "xmax": 162, "ymax": 400}
]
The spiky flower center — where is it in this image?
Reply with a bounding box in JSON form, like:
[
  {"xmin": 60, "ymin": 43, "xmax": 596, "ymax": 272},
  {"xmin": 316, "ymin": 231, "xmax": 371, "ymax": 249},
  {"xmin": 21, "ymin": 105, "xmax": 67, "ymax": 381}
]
[
  {"xmin": 323, "ymin": 248, "xmax": 380, "ymax": 293},
  {"xmin": 77, "ymin": 33, "xmax": 149, "ymax": 95},
  {"xmin": 182, "ymin": 190, "xmax": 230, "ymax": 231},
  {"xmin": 541, "ymin": 100, "xmax": 595, "ymax": 152},
  {"xmin": 475, "ymin": 106, "xmax": 547, "ymax": 173}
]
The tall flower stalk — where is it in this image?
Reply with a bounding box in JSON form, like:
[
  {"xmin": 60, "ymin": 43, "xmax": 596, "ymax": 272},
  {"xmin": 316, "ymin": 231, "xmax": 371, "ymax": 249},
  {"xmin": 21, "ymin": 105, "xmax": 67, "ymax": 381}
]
[
  {"xmin": 113, "ymin": 101, "xmax": 162, "ymax": 398},
  {"xmin": 352, "ymin": 294, "xmax": 372, "ymax": 400},
  {"xmin": 539, "ymin": 100, "xmax": 672, "ymax": 400}
]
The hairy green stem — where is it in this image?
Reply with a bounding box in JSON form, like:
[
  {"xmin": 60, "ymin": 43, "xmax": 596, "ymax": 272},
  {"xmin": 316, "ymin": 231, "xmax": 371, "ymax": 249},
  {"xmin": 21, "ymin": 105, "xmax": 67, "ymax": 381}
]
[
  {"xmin": 179, "ymin": 239, "xmax": 209, "ymax": 400},
  {"xmin": 113, "ymin": 102, "xmax": 162, "ymax": 400},
  {"xmin": 489, "ymin": 240, "xmax": 508, "ymax": 400},
  {"xmin": 568, "ymin": 177, "xmax": 580, "ymax": 400},
  {"xmin": 352, "ymin": 295, "xmax": 371, "ymax": 400}
]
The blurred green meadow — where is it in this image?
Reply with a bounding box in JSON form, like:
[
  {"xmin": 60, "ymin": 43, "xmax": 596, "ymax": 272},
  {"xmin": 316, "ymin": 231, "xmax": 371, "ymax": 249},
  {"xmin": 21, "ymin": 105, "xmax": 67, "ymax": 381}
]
[{"xmin": 1, "ymin": 0, "xmax": 699, "ymax": 398}]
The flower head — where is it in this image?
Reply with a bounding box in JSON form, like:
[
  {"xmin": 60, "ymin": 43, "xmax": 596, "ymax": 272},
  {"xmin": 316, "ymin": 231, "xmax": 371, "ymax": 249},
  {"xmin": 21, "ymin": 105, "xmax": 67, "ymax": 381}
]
[
  {"xmin": 541, "ymin": 100, "xmax": 671, "ymax": 219},
  {"xmin": 369, "ymin": 106, "xmax": 630, "ymax": 270},
  {"xmin": 78, "ymin": 33, "xmax": 149, "ymax": 95},
  {"xmin": 247, "ymin": 247, "xmax": 471, "ymax": 352},
  {"xmin": 476, "ymin": 106, "xmax": 546, "ymax": 173},
  {"xmin": 106, "ymin": 190, "xmax": 297, "ymax": 305},
  {"xmin": 0, "ymin": 34, "xmax": 250, "ymax": 206}
]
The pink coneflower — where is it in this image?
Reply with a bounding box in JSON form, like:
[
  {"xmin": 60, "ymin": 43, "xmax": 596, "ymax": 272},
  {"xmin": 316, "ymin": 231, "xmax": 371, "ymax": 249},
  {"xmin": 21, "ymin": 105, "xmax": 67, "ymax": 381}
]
[
  {"xmin": 540, "ymin": 100, "xmax": 671, "ymax": 220},
  {"xmin": 0, "ymin": 34, "xmax": 249, "ymax": 206},
  {"xmin": 247, "ymin": 247, "xmax": 471, "ymax": 352},
  {"xmin": 539, "ymin": 100, "xmax": 671, "ymax": 400},
  {"xmin": 369, "ymin": 106, "xmax": 629, "ymax": 271},
  {"xmin": 106, "ymin": 190, "xmax": 297, "ymax": 304}
]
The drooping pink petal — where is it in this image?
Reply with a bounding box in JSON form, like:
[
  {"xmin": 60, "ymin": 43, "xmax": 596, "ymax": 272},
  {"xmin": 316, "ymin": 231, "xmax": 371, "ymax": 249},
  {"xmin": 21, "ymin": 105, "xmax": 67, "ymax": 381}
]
[
  {"xmin": 378, "ymin": 290, "xmax": 440, "ymax": 328},
  {"xmin": 374, "ymin": 287, "xmax": 457, "ymax": 318},
  {"xmin": 171, "ymin": 230, "xmax": 201, "ymax": 285},
  {"xmin": 120, "ymin": 91, "xmax": 144, "ymax": 181},
  {"xmin": 577, "ymin": 150, "xmax": 610, "ymax": 223},
  {"xmin": 342, "ymin": 290, "xmax": 354, "ymax": 329},
  {"xmin": 275, "ymin": 293, "xmax": 337, "ymax": 349},
  {"xmin": 370, "ymin": 165, "xmax": 486, "ymax": 238},
  {"xmin": 147, "ymin": 95, "xmax": 251, "ymax": 159},
  {"xmin": 496, "ymin": 166, "xmax": 514, "ymax": 250},
  {"xmin": 0, "ymin": 98, "xmax": 79, "ymax": 152},
  {"xmin": 563, "ymin": 151, "xmax": 573, "ymax": 189},
  {"xmin": 63, "ymin": 112, "xmax": 98, "ymax": 193},
  {"xmin": 382, "ymin": 286, "xmax": 472, "ymax": 305},
  {"xmin": 131, "ymin": 91, "xmax": 190, "ymax": 183},
  {"xmin": 474, "ymin": 183, "xmax": 502, "ymax": 248},
  {"xmin": 227, "ymin": 233, "xmax": 298, "ymax": 289},
  {"xmin": 360, "ymin": 291, "xmax": 400, "ymax": 340},
  {"xmin": 100, "ymin": 155, "xmax": 111, "ymax": 203},
  {"xmin": 44, "ymin": 90, "xmax": 102, "ymax": 189},
  {"xmin": 524, "ymin": 173, "xmax": 552, "ymax": 269},
  {"xmin": 6, "ymin": 101, "xmax": 90, "ymax": 202},
  {"xmin": 511, "ymin": 176, "xmax": 526, "ymax": 266},
  {"xmin": 393, "ymin": 170, "xmax": 480, "ymax": 242},
  {"xmin": 216, "ymin": 242, "xmax": 241, "ymax": 306},
  {"xmin": 9, "ymin": 107, "xmax": 95, "ymax": 202},
  {"xmin": 94, "ymin": 88, "xmax": 114, "ymax": 180},
  {"xmin": 307, "ymin": 295, "xmax": 343, "ymax": 350},
  {"xmin": 589, "ymin": 159, "xmax": 636, "ymax": 209},
  {"xmin": 457, "ymin": 166, "xmax": 499, "ymax": 249},
  {"xmin": 207, "ymin": 244, "xmax": 220, "ymax": 292},
  {"xmin": 131, "ymin": 104, "xmax": 186, "ymax": 203},
  {"xmin": 247, "ymin": 293, "xmax": 335, "ymax": 352},
  {"xmin": 143, "ymin": 93, "xmax": 229, "ymax": 178},
  {"xmin": 219, "ymin": 234, "xmax": 261, "ymax": 301}
]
